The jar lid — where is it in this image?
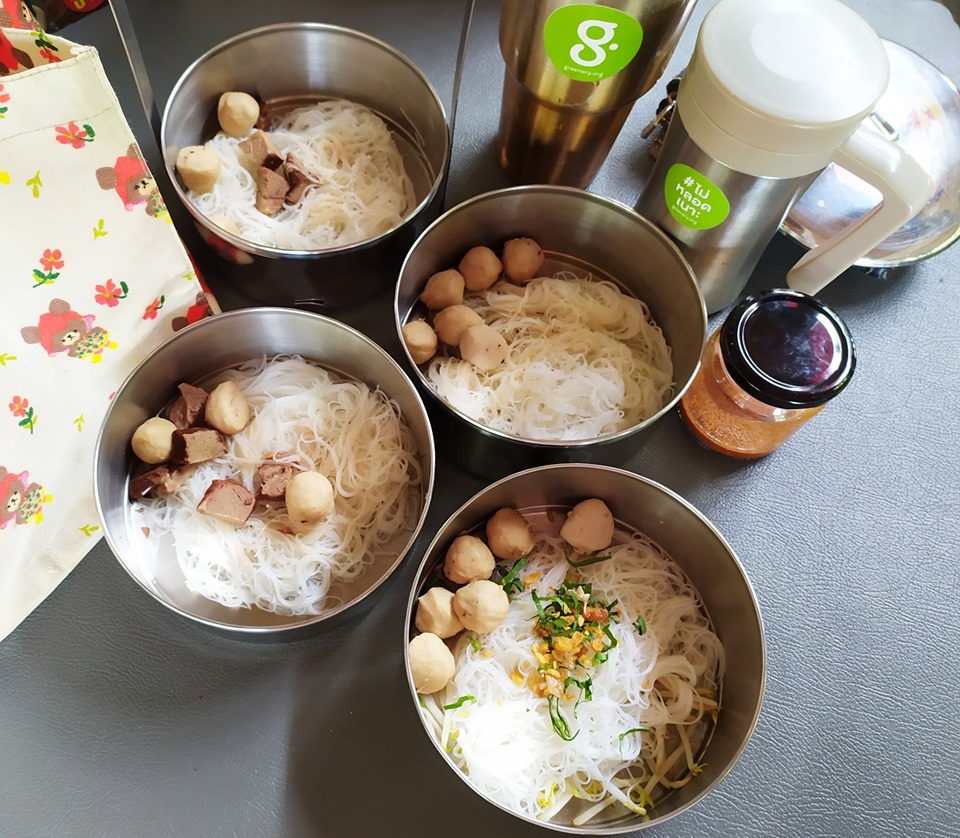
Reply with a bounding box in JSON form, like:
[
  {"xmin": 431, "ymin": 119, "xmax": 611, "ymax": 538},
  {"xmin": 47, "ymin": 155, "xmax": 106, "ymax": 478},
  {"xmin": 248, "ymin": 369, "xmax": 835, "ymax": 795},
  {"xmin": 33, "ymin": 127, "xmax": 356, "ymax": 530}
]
[{"xmin": 719, "ymin": 289, "xmax": 856, "ymax": 409}]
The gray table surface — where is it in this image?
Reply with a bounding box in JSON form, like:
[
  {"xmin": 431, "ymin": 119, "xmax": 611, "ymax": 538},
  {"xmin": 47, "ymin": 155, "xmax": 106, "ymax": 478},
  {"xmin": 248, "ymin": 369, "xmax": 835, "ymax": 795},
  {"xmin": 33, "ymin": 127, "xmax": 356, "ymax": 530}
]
[{"xmin": 2, "ymin": 1, "xmax": 959, "ymax": 836}]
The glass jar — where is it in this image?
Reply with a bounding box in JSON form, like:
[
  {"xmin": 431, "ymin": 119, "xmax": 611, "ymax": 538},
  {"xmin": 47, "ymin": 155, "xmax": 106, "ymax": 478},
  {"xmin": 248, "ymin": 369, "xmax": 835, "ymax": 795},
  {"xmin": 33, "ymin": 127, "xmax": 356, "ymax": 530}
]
[{"xmin": 679, "ymin": 289, "xmax": 856, "ymax": 458}]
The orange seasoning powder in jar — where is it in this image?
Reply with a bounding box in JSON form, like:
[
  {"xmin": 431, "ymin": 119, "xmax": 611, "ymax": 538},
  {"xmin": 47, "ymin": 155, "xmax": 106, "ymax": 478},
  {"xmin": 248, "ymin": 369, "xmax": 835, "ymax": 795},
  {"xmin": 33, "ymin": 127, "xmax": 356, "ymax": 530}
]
[{"xmin": 679, "ymin": 289, "xmax": 856, "ymax": 458}]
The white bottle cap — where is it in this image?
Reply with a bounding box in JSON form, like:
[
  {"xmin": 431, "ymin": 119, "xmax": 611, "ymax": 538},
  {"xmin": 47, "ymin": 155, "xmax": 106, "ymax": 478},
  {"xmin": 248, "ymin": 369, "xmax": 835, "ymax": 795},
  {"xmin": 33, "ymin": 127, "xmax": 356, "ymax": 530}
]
[{"xmin": 680, "ymin": 0, "xmax": 890, "ymax": 177}]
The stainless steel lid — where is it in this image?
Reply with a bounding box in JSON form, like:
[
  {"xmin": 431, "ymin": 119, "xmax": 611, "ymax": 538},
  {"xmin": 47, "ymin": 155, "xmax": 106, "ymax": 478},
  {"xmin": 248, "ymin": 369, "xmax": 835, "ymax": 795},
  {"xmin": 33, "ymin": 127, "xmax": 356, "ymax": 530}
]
[{"xmin": 780, "ymin": 39, "xmax": 960, "ymax": 271}]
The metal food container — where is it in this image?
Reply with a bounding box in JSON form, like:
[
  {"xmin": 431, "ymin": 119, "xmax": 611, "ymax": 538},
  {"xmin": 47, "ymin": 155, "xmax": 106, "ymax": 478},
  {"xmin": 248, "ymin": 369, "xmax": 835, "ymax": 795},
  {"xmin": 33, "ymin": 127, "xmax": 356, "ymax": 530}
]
[
  {"xmin": 781, "ymin": 39, "xmax": 960, "ymax": 275},
  {"xmin": 404, "ymin": 463, "xmax": 766, "ymax": 833},
  {"xmin": 161, "ymin": 23, "xmax": 450, "ymax": 308},
  {"xmin": 395, "ymin": 185, "xmax": 707, "ymax": 479},
  {"xmin": 93, "ymin": 308, "xmax": 435, "ymax": 638}
]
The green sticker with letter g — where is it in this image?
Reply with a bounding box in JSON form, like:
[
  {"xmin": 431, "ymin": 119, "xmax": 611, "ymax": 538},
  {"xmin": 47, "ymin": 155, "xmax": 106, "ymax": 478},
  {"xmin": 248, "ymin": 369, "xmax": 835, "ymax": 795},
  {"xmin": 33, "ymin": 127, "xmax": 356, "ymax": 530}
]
[
  {"xmin": 543, "ymin": 5, "xmax": 643, "ymax": 82},
  {"xmin": 664, "ymin": 164, "xmax": 730, "ymax": 230}
]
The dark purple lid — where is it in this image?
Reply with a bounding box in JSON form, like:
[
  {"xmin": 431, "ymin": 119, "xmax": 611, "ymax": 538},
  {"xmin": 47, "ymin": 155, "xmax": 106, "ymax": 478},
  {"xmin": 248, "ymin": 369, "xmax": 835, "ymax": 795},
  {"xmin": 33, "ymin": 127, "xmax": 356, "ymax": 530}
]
[{"xmin": 719, "ymin": 289, "xmax": 856, "ymax": 409}]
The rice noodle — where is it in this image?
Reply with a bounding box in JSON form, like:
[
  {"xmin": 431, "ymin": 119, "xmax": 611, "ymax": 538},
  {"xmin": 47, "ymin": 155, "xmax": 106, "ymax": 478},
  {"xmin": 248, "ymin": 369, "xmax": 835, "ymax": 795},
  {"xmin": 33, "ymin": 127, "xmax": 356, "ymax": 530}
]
[
  {"xmin": 135, "ymin": 355, "xmax": 422, "ymax": 614},
  {"xmin": 424, "ymin": 275, "xmax": 674, "ymax": 440},
  {"xmin": 423, "ymin": 530, "xmax": 724, "ymax": 823},
  {"xmin": 187, "ymin": 100, "xmax": 415, "ymax": 249}
]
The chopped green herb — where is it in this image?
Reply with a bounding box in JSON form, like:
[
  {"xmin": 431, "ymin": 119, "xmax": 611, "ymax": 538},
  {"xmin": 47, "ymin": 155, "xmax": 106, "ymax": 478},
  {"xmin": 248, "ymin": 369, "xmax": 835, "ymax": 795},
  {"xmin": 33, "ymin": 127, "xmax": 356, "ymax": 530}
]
[
  {"xmin": 634, "ymin": 615, "xmax": 647, "ymax": 635},
  {"xmin": 618, "ymin": 726, "xmax": 649, "ymax": 742},
  {"xmin": 566, "ymin": 553, "xmax": 612, "ymax": 568},
  {"xmin": 593, "ymin": 623, "xmax": 619, "ymax": 665},
  {"xmin": 468, "ymin": 635, "xmax": 482, "ymax": 653},
  {"xmin": 499, "ymin": 557, "xmax": 528, "ymax": 595},
  {"xmin": 442, "ymin": 695, "xmax": 477, "ymax": 711},
  {"xmin": 564, "ymin": 675, "xmax": 593, "ymax": 710},
  {"xmin": 547, "ymin": 694, "xmax": 578, "ymax": 741}
]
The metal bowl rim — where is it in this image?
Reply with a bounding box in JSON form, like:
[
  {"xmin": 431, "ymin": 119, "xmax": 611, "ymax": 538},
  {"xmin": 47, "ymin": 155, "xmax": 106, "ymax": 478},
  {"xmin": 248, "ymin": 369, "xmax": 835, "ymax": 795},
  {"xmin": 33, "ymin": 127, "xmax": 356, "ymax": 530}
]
[
  {"xmin": 159, "ymin": 21, "xmax": 452, "ymax": 261},
  {"xmin": 94, "ymin": 307, "xmax": 437, "ymax": 636},
  {"xmin": 780, "ymin": 39, "xmax": 960, "ymax": 268},
  {"xmin": 394, "ymin": 184, "xmax": 707, "ymax": 449},
  {"xmin": 402, "ymin": 462, "xmax": 766, "ymax": 833}
]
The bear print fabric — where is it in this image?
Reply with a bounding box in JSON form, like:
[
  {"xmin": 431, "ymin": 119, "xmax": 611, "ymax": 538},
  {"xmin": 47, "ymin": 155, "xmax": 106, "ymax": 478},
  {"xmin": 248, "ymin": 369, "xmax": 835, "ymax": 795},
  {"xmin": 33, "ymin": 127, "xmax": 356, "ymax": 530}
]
[{"xmin": 0, "ymin": 27, "xmax": 215, "ymax": 642}]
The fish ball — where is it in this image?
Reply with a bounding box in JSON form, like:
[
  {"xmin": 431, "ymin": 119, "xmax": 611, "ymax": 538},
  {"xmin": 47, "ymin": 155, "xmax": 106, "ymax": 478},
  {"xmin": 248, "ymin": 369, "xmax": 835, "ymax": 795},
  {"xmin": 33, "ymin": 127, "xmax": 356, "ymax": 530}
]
[
  {"xmin": 408, "ymin": 632, "xmax": 456, "ymax": 694},
  {"xmin": 433, "ymin": 304, "xmax": 483, "ymax": 347},
  {"xmin": 420, "ymin": 269, "xmax": 465, "ymax": 310},
  {"xmin": 502, "ymin": 237, "xmax": 544, "ymax": 283},
  {"xmin": 460, "ymin": 324, "xmax": 508, "ymax": 371},
  {"xmin": 401, "ymin": 320, "xmax": 438, "ymax": 365},
  {"xmin": 217, "ymin": 91, "xmax": 260, "ymax": 138},
  {"xmin": 453, "ymin": 579, "xmax": 509, "ymax": 633},
  {"xmin": 175, "ymin": 145, "xmax": 221, "ymax": 194},
  {"xmin": 485, "ymin": 507, "xmax": 535, "ymax": 561},
  {"xmin": 131, "ymin": 417, "xmax": 177, "ymax": 464},
  {"xmin": 285, "ymin": 471, "xmax": 335, "ymax": 529},
  {"xmin": 560, "ymin": 498, "xmax": 615, "ymax": 554},
  {"xmin": 459, "ymin": 246, "xmax": 502, "ymax": 291},
  {"xmin": 209, "ymin": 215, "xmax": 241, "ymax": 236},
  {"xmin": 444, "ymin": 534, "xmax": 495, "ymax": 585},
  {"xmin": 204, "ymin": 380, "xmax": 251, "ymax": 435},
  {"xmin": 415, "ymin": 587, "xmax": 464, "ymax": 639}
]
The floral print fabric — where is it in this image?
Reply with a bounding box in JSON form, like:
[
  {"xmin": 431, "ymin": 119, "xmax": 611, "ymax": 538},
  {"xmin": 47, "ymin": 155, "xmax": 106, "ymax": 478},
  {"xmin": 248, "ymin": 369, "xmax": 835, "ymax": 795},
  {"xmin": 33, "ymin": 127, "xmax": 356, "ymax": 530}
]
[{"xmin": 0, "ymin": 27, "xmax": 214, "ymax": 641}]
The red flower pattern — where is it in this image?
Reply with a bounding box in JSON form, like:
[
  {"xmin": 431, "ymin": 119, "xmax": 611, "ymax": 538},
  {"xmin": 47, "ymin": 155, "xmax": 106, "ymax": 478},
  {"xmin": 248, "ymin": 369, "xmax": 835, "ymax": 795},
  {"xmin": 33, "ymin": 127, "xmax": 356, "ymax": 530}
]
[
  {"xmin": 55, "ymin": 122, "xmax": 94, "ymax": 148},
  {"xmin": 39, "ymin": 248, "xmax": 64, "ymax": 271},
  {"xmin": 95, "ymin": 279, "xmax": 128, "ymax": 307},
  {"xmin": 9, "ymin": 396, "xmax": 28, "ymax": 418},
  {"xmin": 143, "ymin": 296, "xmax": 165, "ymax": 320}
]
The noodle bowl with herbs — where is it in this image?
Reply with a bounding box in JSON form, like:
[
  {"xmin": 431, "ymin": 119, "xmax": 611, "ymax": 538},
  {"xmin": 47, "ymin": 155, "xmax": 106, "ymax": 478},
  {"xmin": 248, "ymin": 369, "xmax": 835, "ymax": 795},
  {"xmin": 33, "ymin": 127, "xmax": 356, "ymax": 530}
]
[{"xmin": 417, "ymin": 526, "xmax": 724, "ymax": 825}]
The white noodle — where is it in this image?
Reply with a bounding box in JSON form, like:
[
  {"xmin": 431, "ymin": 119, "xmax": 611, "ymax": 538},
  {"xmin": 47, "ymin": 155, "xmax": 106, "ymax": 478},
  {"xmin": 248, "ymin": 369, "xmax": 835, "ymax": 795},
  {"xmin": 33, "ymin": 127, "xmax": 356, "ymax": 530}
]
[
  {"xmin": 136, "ymin": 355, "xmax": 422, "ymax": 614},
  {"xmin": 188, "ymin": 100, "xmax": 415, "ymax": 249},
  {"xmin": 424, "ymin": 275, "xmax": 674, "ymax": 440},
  {"xmin": 423, "ymin": 531, "xmax": 724, "ymax": 823}
]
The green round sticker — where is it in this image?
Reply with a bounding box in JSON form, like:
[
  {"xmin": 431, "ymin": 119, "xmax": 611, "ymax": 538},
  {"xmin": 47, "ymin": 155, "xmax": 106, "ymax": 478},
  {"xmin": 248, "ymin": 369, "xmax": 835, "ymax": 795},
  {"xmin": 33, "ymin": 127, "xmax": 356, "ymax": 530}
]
[
  {"xmin": 543, "ymin": 5, "xmax": 643, "ymax": 82},
  {"xmin": 664, "ymin": 164, "xmax": 730, "ymax": 230}
]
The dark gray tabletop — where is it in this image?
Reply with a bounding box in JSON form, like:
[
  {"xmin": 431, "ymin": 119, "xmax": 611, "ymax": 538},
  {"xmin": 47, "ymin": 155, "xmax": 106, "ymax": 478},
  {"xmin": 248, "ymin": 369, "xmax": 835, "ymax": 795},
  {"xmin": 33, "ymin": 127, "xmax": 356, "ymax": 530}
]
[{"xmin": 2, "ymin": 1, "xmax": 959, "ymax": 836}]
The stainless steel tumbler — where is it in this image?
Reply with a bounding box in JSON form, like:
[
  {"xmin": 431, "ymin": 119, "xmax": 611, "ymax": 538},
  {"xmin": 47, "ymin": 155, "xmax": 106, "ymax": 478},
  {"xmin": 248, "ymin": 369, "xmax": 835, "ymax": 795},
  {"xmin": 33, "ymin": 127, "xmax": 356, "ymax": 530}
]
[{"xmin": 497, "ymin": 0, "xmax": 699, "ymax": 188}]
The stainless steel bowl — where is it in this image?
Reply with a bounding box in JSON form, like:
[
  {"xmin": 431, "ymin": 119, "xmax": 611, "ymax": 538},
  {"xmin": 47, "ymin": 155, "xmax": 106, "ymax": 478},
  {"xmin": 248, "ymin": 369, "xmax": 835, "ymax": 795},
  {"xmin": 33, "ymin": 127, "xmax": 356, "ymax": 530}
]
[
  {"xmin": 395, "ymin": 185, "xmax": 707, "ymax": 479},
  {"xmin": 161, "ymin": 23, "xmax": 450, "ymax": 308},
  {"xmin": 404, "ymin": 463, "xmax": 765, "ymax": 833},
  {"xmin": 94, "ymin": 308, "xmax": 435, "ymax": 638},
  {"xmin": 781, "ymin": 39, "xmax": 960, "ymax": 275}
]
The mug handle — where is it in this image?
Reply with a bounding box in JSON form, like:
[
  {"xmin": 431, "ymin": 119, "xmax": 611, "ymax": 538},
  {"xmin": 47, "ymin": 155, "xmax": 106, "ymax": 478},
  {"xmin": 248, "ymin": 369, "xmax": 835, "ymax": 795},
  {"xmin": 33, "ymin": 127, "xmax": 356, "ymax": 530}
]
[{"xmin": 786, "ymin": 124, "xmax": 933, "ymax": 295}]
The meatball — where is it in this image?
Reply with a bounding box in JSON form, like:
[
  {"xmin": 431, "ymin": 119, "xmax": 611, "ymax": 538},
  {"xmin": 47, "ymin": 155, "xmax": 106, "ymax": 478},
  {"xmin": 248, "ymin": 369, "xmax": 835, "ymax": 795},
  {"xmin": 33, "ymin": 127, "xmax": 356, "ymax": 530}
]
[
  {"xmin": 408, "ymin": 632, "xmax": 456, "ymax": 694},
  {"xmin": 420, "ymin": 269, "xmax": 465, "ymax": 310},
  {"xmin": 560, "ymin": 498, "xmax": 615, "ymax": 554},
  {"xmin": 217, "ymin": 91, "xmax": 260, "ymax": 138},
  {"xmin": 453, "ymin": 579, "xmax": 509, "ymax": 633},
  {"xmin": 459, "ymin": 246, "xmax": 502, "ymax": 291},
  {"xmin": 208, "ymin": 215, "xmax": 241, "ymax": 236},
  {"xmin": 204, "ymin": 380, "xmax": 251, "ymax": 435},
  {"xmin": 401, "ymin": 319, "xmax": 439, "ymax": 365},
  {"xmin": 460, "ymin": 324, "xmax": 508, "ymax": 371},
  {"xmin": 433, "ymin": 304, "xmax": 483, "ymax": 347},
  {"xmin": 444, "ymin": 534, "xmax": 495, "ymax": 585},
  {"xmin": 485, "ymin": 507, "xmax": 535, "ymax": 561},
  {"xmin": 285, "ymin": 471, "xmax": 335, "ymax": 530},
  {"xmin": 415, "ymin": 587, "xmax": 464, "ymax": 639},
  {"xmin": 131, "ymin": 417, "xmax": 177, "ymax": 464},
  {"xmin": 175, "ymin": 145, "xmax": 221, "ymax": 194},
  {"xmin": 502, "ymin": 237, "xmax": 545, "ymax": 283}
]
